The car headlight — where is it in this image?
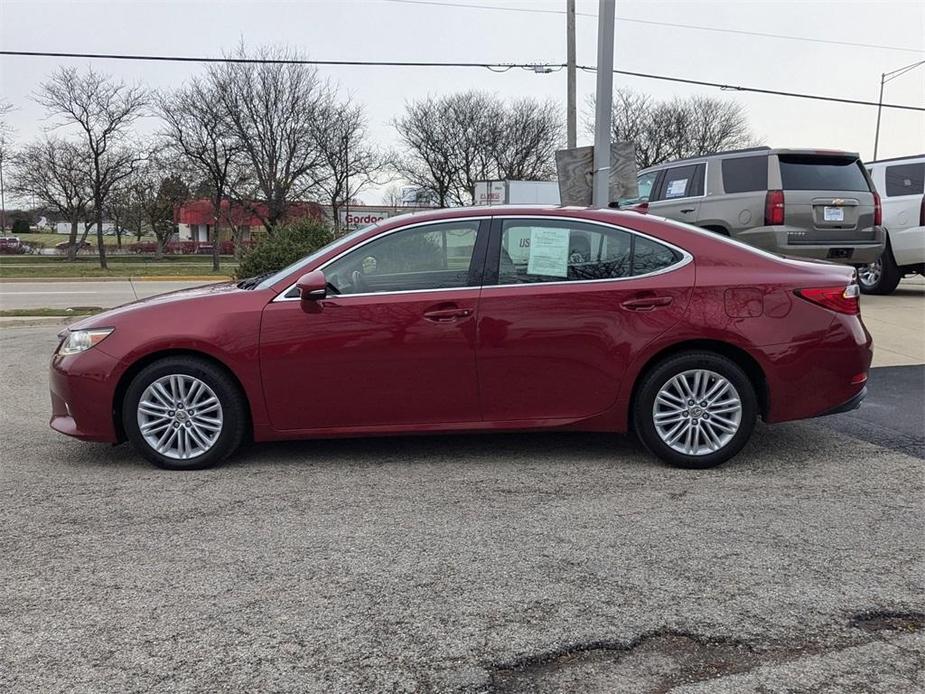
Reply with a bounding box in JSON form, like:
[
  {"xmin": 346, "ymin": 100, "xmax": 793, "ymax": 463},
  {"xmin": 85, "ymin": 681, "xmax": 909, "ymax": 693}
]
[{"xmin": 58, "ymin": 328, "xmax": 114, "ymax": 355}]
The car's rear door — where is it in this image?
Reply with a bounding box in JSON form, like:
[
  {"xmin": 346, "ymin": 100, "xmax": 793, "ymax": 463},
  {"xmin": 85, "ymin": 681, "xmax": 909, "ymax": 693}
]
[
  {"xmin": 775, "ymin": 153, "xmax": 878, "ymax": 246},
  {"xmin": 259, "ymin": 218, "xmax": 489, "ymax": 431},
  {"xmin": 475, "ymin": 216, "xmax": 694, "ymax": 422}
]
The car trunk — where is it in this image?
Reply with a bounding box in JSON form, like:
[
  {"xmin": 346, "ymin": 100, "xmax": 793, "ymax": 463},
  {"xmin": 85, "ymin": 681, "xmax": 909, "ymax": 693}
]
[{"xmin": 778, "ymin": 154, "xmax": 877, "ymax": 245}]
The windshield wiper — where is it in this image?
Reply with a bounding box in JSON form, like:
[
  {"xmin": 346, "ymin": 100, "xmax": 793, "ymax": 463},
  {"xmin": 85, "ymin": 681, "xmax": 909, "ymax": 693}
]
[{"xmin": 236, "ymin": 271, "xmax": 275, "ymax": 290}]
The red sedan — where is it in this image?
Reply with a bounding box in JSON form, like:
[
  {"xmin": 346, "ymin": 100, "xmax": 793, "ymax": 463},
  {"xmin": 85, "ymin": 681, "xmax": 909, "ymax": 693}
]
[{"xmin": 50, "ymin": 207, "xmax": 872, "ymax": 470}]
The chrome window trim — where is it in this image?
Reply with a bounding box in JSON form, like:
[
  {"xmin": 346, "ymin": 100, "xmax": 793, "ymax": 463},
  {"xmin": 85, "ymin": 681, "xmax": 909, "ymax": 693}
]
[{"xmin": 272, "ymin": 213, "xmax": 693, "ymax": 302}]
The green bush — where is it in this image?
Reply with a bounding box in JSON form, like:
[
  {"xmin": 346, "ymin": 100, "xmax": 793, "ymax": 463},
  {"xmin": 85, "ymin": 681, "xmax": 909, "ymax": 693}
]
[
  {"xmin": 235, "ymin": 218, "xmax": 335, "ymax": 280},
  {"xmin": 11, "ymin": 219, "xmax": 30, "ymax": 235}
]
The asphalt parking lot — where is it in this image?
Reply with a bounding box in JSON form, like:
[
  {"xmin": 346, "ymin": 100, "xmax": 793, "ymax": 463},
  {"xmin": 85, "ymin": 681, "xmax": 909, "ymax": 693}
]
[{"xmin": 1, "ymin": 318, "xmax": 922, "ymax": 693}]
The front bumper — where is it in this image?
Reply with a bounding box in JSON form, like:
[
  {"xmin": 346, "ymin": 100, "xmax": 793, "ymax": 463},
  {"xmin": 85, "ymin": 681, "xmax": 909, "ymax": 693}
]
[
  {"xmin": 50, "ymin": 348, "xmax": 123, "ymax": 443},
  {"xmin": 735, "ymin": 226, "xmax": 886, "ymax": 265}
]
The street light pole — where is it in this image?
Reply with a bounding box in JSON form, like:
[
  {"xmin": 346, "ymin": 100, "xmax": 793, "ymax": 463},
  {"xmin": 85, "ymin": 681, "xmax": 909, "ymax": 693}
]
[
  {"xmin": 873, "ymin": 73, "xmax": 885, "ymax": 161},
  {"xmin": 872, "ymin": 59, "xmax": 925, "ymax": 161},
  {"xmin": 592, "ymin": 0, "xmax": 616, "ymax": 208},
  {"xmin": 566, "ymin": 0, "xmax": 577, "ymax": 149}
]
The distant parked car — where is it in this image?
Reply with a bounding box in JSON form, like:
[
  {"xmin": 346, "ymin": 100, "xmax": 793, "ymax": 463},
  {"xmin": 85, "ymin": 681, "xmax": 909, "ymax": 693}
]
[
  {"xmin": 627, "ymin": 147, "xmax": 885, "ymax": 268},
  {"xmin": 861, "ymin": 154, "xmax": 925, "ymax": 294},
  {"xmin": 0, "ymin": 236, "xmax": 24, "ymax": 254}
]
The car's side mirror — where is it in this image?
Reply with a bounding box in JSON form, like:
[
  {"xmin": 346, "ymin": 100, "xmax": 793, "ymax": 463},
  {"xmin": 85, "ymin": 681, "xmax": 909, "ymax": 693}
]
[{"xmin": 296, "ymin": 270, "xmax": 327, "ymax": 301}]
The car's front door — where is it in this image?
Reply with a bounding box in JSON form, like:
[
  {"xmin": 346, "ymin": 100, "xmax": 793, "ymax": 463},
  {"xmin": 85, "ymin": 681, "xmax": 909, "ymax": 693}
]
[
  {"xmin": 260, "ymin": 219, "xmax": 489, "ymax": 431},
  {"xmin": 476, "ymin": 217, "xmax": 694, "ymax": 422}
]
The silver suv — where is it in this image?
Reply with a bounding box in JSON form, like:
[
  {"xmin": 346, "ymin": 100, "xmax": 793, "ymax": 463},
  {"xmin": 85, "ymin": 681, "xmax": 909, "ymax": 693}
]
[{"xmin": 630, "ymin": 147, "xmax": 886, "ymax": 265}]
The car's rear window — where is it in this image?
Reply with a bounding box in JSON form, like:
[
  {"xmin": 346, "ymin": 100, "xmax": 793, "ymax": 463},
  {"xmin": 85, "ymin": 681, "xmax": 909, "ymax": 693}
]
[{"xmin": 778, "ymin": 155, "xmax": 870, "ymax": 192}]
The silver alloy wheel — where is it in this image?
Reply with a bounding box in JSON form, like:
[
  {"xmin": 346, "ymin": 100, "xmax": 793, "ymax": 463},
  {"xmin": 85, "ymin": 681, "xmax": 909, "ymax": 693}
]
[
  {"xmin": 137, "ymin": 374, "xmax": 223, "ymax": 460},
  {"xmin": 652, "ymin": 369, "xmax": 742, "ymax": 456},
  {"xmin": 858, "ymin": 259, "xmax": 882, "ymax": 287}
]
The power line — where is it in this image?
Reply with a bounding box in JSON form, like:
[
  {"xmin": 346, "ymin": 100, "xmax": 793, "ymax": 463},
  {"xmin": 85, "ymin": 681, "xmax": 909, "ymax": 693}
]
[
  {"xmin": 379, "ymin": 0, "xmax": 925, "ymax": 54},
  {"xmin": 2, "ymin": 50, "xmax": 923, "ymax": 112}
]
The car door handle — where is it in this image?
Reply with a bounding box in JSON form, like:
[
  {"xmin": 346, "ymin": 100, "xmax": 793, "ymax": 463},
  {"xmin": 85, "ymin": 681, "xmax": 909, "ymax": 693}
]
[
  {"xmin": 423, "ymin": 308, "xmax": 472, "ymax": 322},
  {"xmin": 620, "ymin": 296, "xmax": 673, "ymax": 312},
  {"xmin": 680, "ymin": 208, "xmax": 695, "ymax": 214}
]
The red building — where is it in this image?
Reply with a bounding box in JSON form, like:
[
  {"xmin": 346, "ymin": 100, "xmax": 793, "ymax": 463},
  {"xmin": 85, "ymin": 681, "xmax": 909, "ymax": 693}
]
[{"xmin": 175, "ymin": 199, "xmax": 325, "ymax": 242}]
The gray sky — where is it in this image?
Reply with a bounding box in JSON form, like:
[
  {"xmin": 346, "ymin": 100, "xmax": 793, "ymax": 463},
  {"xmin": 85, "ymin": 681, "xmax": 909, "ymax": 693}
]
[{"xmin": 1, "ymin": 0, "xmax": 923, "ymax": 205}]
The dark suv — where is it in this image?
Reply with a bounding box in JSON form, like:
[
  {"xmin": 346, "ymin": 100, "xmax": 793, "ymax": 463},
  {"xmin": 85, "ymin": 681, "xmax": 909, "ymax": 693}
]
[{"xmin": 631, "ymin": 147, "xmax": 886, "ymax": 266}]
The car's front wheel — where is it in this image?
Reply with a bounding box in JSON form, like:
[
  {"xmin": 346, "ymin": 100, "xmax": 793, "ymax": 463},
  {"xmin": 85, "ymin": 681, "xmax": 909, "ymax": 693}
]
[
  {"xmin": 122, "ymin": 356, "xmax": 247, "ymax": 470},
  {"xmin": 634, "ymin": 352, "xmax": 757, "ymax": 469}
]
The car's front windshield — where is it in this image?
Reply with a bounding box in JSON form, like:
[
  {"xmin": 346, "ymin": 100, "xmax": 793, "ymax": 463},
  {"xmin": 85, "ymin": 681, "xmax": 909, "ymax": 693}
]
[{"xmin": 254, "ymin": 224, "xmax": 379, "ymax": 291}]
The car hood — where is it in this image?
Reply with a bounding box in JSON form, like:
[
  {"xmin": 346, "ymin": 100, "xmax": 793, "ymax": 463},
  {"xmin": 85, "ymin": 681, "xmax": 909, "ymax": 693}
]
[{"xmin": 67, "ymin": 281, "xmax": 245, "ymax": 330}]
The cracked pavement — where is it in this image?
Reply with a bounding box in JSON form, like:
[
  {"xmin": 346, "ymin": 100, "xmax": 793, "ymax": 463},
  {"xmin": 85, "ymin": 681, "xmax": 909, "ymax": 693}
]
[{"xmin": 1, "ymin": 325, "xmax": 923, "ymax": 692}]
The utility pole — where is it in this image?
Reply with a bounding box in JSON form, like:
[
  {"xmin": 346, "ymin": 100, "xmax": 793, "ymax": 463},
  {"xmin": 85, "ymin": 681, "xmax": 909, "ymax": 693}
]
[
  {"xmin": 566, "ymin": 0, "xmax": 577, "ymax": 149},
  {"xmin": 873, "ymin": 59, "xmax": 925, "ymax": 161},
  {"xmin": 592, "ymin": 0, "xmax": 615, "ymax": 207}
]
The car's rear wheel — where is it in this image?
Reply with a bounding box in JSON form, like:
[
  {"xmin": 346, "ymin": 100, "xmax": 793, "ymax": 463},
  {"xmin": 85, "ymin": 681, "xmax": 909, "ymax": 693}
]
[
  {"xmin": 858, "ymin": 242, "xmax": 901, "ymax": 295},
  {"xmin": 122, "ymin": 356, "xmax": 246, "ymax": 470},
  {"xmin": 634, "ymin": 352, "xmax": 757, "ymax": 469}
]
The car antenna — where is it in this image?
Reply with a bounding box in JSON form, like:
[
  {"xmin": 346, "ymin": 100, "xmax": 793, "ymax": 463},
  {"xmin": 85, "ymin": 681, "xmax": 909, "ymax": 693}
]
[{"xmin": 128, "ymin": 276, "xmax": 138, "ymax": 302}]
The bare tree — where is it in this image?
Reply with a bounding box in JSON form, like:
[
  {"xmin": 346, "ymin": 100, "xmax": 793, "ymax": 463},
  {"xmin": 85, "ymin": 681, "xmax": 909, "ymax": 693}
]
[
  {"xmin": 35, "ymin": 67, "xmax": 148, "ymax": 268},
  {"xmin": 210, "ymin": 44, "xmax": 330, "ymax": 231},
  {"xmin": 0, "ymin": 100, "xmax": 14, "ymax": 233},
  {"xmin": 158, "ymin": 77, "xmax": 242, "ymax": 271},
  {"xmin": 10, "ymin": 138, "xmax": 92, "ymax": 260},
  {"xmin": 312, "ymin": 96, "xmax": 387, "ymax": 231},
  {"xmin": 132, "ymin": 156, "xmax": 189, "ymax": 259},
  {"xmin": 588, "ymin": 88, "xmax": 759, "ymax": 169},
  {"xmin": 394, "ymin": 91, "xmax": 561, "ymax": 206}
]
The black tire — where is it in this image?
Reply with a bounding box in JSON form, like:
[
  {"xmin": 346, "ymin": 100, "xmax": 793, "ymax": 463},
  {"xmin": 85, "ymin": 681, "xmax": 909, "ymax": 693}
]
[
  {"xmin": 633, "ymin": 351, "xmax": 758, "ymax": 469},
  {"xmin": 858, "ymin": 241, "xmax": 901, "ymax": 295},
  {"xmin": 122, "ymin": 356, "xmax": 247, "ymax": 470}
]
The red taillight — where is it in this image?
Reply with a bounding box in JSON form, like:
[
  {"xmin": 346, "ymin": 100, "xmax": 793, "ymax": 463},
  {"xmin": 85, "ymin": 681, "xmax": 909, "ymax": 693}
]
[
  {"xmin": 795, "ymin": 284, "xmax": 860, "ymax": 315},
  {"xmin": 765, "ymin": 189, "xmax": 785, "ymax": 226},
  {"xmin": 873, "ymin": 191, "xmax": 882, "ymax": 226},
  {"xmin": 633, "ymin": 201, "xmax": 649, "ymax": 214}
]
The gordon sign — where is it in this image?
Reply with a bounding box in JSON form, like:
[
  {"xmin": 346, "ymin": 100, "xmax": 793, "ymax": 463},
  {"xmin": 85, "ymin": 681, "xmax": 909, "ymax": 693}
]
[{"xmin": 340, "ymin": 210, "xmax": 393, "ymax": 229}]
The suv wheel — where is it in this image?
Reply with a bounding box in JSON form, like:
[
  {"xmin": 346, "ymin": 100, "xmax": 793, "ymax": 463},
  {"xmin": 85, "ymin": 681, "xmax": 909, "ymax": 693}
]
[
  {"xmin": 634, "ymin": 352, "xmax": 757, "ymax": 469},
  {"xmin": 858, "ymin": 243, "xmax": 901, "ymax": 295},
  {"xmin": 123, "ymin": 356, "xmax": 246, "ymax": 470}
]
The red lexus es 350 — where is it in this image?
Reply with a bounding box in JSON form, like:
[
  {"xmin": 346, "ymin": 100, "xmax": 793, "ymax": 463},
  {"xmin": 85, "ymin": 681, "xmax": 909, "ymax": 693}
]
[{"xmin": 50, "ymin": 207, "xmax": 872, "ymax": 470}]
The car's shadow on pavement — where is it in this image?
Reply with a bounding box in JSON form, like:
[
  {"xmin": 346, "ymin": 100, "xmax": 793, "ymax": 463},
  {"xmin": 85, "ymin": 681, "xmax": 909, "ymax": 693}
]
[{"xmin": 63, "ymin": 415, "xmax": 863, "ymax": 475}]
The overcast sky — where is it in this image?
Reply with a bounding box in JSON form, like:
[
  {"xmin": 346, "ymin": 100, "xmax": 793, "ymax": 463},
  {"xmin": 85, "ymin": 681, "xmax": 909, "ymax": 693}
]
[{"xmin": 1, "ymin": 0, "xmax": 923, "ymax": 205}]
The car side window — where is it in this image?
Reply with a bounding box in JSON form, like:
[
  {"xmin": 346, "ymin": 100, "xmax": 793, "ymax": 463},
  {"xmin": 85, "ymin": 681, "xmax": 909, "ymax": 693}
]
[
  {"xmin": 632, "ymin": 236, "xmax": 683, "ymax": 276},
  {"xmin": 498, "ymin": 220, "xmax": 633, "ymax": 284},
  {"xmin": 722, "ymin": 155, "xmax": 769, "ymax": 193},
  {"xmin": 636, "ymin": 171, "xmax": 659, "ymax": 201},
  {"xmin": 884, "ymin": 163, "xmax": 925, "ymax": 197},
  {"xmin": 657, "ymin": 164, "xmax": 702, "ymax": 200},
  {"xmin": 324, "ymin": 221, "xmax": 480, "ymax": 295}
]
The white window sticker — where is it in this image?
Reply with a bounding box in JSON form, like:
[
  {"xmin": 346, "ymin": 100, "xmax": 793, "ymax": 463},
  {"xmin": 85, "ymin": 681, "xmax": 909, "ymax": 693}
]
[
  {"xmin": 527, "ymin": 227, "xmax": 570, "ymax": 277},
  {"xmin": 666, "ymin": 178, "xmax": 688, "ymax": 198}
]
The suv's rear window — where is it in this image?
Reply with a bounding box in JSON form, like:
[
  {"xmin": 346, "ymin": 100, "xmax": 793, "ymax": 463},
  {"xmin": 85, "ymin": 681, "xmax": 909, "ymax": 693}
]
[
  {"xmin": 721, "ymin": 155, "xmax": 768, "ymax": 193},
  {"xmin": 778, "ymin": 155, "xmax": 870, "ymax": 192}
]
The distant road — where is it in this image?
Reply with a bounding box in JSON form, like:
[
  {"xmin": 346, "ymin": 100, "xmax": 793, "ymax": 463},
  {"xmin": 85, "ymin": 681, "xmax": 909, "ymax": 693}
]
[{"xmin": 0, "ymin": 280, "xmax": 216, "ymax": 310}]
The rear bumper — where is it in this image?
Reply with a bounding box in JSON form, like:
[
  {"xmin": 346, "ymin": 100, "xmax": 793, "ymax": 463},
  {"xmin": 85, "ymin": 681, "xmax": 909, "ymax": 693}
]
[
  {"xmin": 735, "ymin": 226, "xmax": 885, "ymax": 264},
  {"xmin": 814, "ymin": 386, "xmax": 867, "ymax": 417}
]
